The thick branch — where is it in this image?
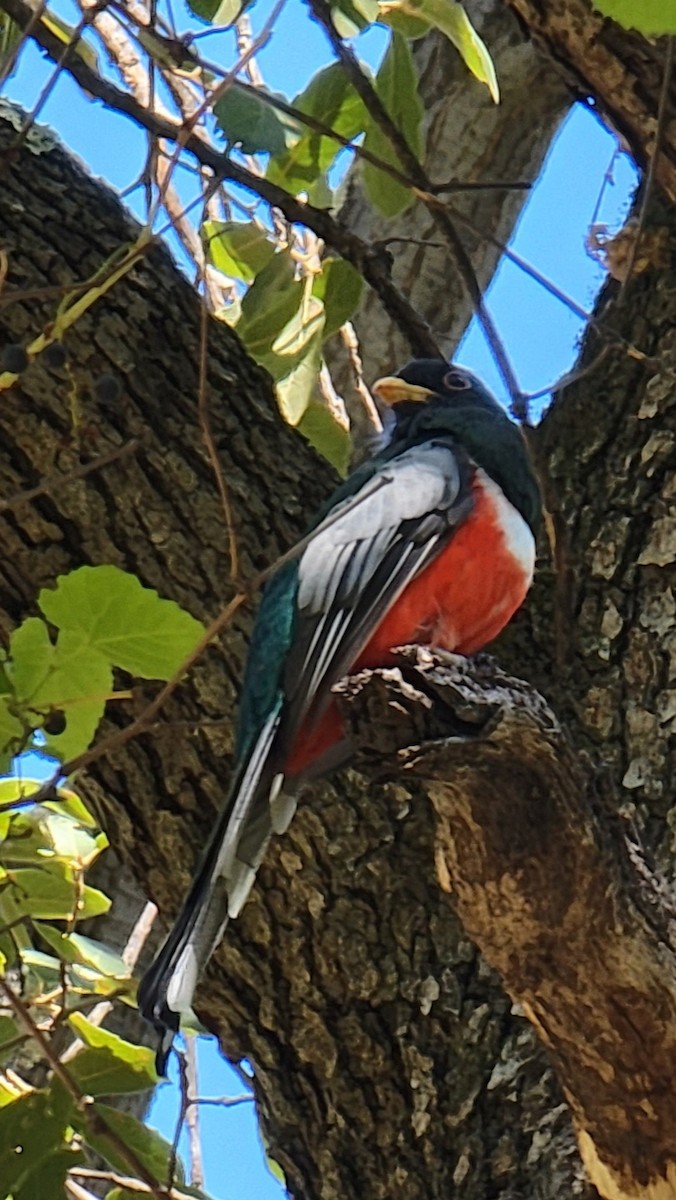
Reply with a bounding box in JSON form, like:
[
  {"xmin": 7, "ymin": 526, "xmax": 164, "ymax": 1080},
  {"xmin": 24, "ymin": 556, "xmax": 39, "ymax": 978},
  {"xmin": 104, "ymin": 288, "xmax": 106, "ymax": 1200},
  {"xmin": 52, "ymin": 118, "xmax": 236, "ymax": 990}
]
[{"xmin": 337, "ymin": 648, "xmax": 676, "ymax": 1200}]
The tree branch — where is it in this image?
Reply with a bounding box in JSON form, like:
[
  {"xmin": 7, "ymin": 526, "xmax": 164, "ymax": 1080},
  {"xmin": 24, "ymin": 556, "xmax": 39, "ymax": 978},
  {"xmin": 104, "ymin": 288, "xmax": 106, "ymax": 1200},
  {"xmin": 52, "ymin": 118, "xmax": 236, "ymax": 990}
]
[
  {"xmin": 336, "ymin": 647, "xmax": 676, "ymax": 1200},
  {"xmin": 0, "ymin": 0, "xmax": 441, "ymax": 360}
]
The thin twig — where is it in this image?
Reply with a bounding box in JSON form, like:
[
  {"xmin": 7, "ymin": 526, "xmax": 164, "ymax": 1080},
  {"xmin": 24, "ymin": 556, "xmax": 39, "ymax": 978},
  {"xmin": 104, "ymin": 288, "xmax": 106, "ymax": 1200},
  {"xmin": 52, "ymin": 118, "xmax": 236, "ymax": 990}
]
[
  {"xmin": 184, "ymin": 1038, "xmax": 203, "ymax": 1188},
  {"xmin": 0, "ymin": 438, "xmax": 140, "ymax": 514},
  {"xmin": 197, "ymin": 265, "xmax": 239, "ymax": 581},
  {"xmin": 306, "ymin": 0, "xmax": 523, "ymax": 416},
  {"xmin": 0, "ymin": 0, "xmax": 440, "ymax": 359}
]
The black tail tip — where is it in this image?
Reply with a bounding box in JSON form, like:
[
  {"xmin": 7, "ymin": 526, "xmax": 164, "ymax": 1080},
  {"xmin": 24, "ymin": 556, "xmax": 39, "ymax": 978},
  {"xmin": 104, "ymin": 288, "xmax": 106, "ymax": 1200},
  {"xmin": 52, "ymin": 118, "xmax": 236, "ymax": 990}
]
[{"xmin": 138, "ymin": 971, "xmax": 179, "ymax": 1078}]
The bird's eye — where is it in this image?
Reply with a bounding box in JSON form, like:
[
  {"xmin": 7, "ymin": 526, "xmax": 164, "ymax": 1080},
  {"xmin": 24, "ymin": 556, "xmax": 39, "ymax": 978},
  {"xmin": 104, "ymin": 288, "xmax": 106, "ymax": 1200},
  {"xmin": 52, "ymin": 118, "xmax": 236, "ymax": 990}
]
[{"xmin": 443, "ymin": 370, "xmax": 472, "ymax": 391}]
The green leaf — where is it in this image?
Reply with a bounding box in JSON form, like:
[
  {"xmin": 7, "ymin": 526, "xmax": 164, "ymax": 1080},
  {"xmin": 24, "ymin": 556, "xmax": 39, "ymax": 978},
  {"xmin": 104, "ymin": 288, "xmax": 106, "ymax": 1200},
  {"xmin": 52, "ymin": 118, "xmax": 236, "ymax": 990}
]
[
  {"xmin": 0, "ymin": 1014, "xmax": 19, "ymax": 1062},
  {"xmin": 203, "ymin": 219, "xmax": 275, "ymax": 283},
  {"xmin": 20, "ymin": 948, "xmax": 133, "ymax": 1001},
  {"xmin": 1, "ymin": 865, "xmax": 110, "ymax": 921},
  {"xmin": 381, "ymin": 1, "xmax": 499, "ymax": 100},
  {"xmin": 14, "ymin": 1144, "xmax": 84, "ymax": 1200},
  {"xmin": 187, "ymin": 0, "xmax": 252, "ymax": 24},
  {"xmin": 591, "ymin": 0, "xmax": 676, "ymax": 32},
  {"xmin": 275, "ymin": 333, "xmax": 324, "ymax": 426},
  {"xmin": 35, "ymin": 926, "xmax": 131, "ymax": 980},
  {"xmin": 214, "ymin": 86, "xmax": 302, "ymax": 156},
  {"xmin": 331, "ymin": 0, "xmax": 379, "ymax": 36},
  {"xmin": 38, "ymin": 565, "xmax": 204, "ymax": 680},
  {"xmin": 8, "ymin": 617, "xmax": 111, "ymax": 761},
  {"xmin": 313, "ymin": 258, "xmax": 364, "ymax": 338},
  {"xmin": 272, "ymin": 288, "xmax": 325, "ymax": 357},
  {"xmin": 298, "ymin": 401, "xmax": 351, "ymax": 475},
  {"xmin": 72, "ymin": 1103, "xmax": 183, "ymax": 1181},
  {"xmin": 0, "ymin": 1088, "xmax": 73, "ymax": 1193},
  {"xmin": 237, "ymin": 252, "xmax": 302, "ymax": 358},
  {"xmin": 362, "ymin": 33, "xmax": 423, "ymax": 216},
  {"xmin": 3, "ymin": 805, "xmax": 106, "ymax": 869},
  {"xmin": 66, "ymin": 1013, "xmax": 158, "ymax": 1094},
  {"xmin": 0, "ymin": 694, "xmax": 25, "ymax": 771},
  {"xmin": 267, "ymin": 63, "xmax": 369, "ymax": 199}
]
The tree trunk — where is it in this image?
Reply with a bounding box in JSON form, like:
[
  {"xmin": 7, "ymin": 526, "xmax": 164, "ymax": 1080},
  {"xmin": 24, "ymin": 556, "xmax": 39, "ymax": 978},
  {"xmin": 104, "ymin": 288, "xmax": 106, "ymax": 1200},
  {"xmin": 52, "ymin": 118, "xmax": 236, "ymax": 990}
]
[{"xmin": 0, "ymin": 5, "xmax": 674, "ymax": 1192}]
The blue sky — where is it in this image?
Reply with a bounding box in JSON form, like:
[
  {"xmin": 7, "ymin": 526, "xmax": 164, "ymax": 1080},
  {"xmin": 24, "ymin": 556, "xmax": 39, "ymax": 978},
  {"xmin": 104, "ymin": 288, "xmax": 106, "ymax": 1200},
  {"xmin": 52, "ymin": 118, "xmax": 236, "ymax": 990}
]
[{"xmin": 4, "ymin": 4, "xmax": 637, "ymax": 1198}]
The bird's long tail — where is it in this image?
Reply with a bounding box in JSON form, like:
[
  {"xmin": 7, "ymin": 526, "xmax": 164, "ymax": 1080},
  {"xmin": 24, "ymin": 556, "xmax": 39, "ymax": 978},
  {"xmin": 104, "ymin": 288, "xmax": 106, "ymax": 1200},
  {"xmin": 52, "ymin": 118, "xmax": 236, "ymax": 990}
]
[{"xmin": 138, "ymin": 710, "xmax": 293, "ymax": 1074}]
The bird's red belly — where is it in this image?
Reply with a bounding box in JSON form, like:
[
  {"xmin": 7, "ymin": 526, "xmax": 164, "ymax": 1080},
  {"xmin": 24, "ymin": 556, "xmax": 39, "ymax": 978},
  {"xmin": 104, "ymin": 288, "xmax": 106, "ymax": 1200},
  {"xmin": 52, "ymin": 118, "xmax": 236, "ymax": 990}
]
[{"xmin": 285, "ymin": 476, "xmax": 533, "ymax": 776}]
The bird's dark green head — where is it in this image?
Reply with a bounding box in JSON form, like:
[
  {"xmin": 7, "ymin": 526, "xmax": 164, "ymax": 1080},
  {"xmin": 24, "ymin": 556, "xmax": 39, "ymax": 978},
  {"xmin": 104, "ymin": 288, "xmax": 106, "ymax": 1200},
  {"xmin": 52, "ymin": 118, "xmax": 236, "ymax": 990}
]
[{"xmin": 373, "ymin": 358, "xmax": 542, "ymax": 535}]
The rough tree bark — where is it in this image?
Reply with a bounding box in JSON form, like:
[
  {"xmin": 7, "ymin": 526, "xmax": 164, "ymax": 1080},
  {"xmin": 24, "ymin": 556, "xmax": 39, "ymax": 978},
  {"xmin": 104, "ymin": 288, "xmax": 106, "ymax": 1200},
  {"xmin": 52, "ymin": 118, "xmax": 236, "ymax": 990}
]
[{"xmin": 0, "ymin": 8, "xmax": 675, "ymax": 1199}]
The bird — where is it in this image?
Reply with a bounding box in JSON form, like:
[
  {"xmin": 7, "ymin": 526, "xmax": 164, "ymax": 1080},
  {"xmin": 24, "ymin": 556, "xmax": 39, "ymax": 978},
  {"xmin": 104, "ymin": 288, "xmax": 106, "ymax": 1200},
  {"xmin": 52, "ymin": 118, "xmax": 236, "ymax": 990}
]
[{"xmin": 138, "ymin": 358, "xmax": 541, "ymax": 1072}]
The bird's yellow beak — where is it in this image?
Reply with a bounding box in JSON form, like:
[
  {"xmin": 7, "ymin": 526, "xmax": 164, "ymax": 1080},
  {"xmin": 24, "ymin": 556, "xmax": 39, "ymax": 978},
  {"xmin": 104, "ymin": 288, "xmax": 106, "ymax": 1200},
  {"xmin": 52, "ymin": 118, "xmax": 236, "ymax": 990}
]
[{"xmin": 371, "ymin": 376, "xmax": 435, "ymax": 406}]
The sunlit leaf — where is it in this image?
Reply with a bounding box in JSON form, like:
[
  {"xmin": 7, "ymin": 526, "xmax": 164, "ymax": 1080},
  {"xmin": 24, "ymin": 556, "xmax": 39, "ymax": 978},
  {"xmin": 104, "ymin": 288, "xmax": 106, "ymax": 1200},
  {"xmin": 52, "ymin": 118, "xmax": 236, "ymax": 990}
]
[
  {"xmin": 237, "ymin": 252, "xmax": 302, "ymax": 357},
  {"xmin": 214, "ymin": 86, "xmax": 302, "ymax": 156},
  {"xmin": 39, "ymin": 11, "xmax": 99, "ymax": 71},
  {"xmin": 38, "ymin": 566, "xmax": 204, "ymax": 680},
  {"xmin": 34, "ymin": 926, "xmax": 131, "ymax": 980},
  {"xmin": 21, "ymin": 948, "xmax": 133, "ymax": 1000},
  {"xmin": 275, "ymin": 333, "xmax": 324, "ymax": 425},
  {"xmin": 4, "ymin": 806, "xmax": 106, "ymax": 869},
  {"xmin": 272, "ymin": 290, "xmax": 325, "ymax": 357},
  {"xmin": 591, "ymin": 0, "xmax": 676, "ymax": 32},
  {"xmin": 8, "ymin": 617, "xmax": 111, "ymax": 762},
  {"xmin": 1, "ymin": 865, "xmax": 110, "ymax": 921},
  {"xmin": 331, "ymin": 0, "xmax": 379, "ymax": 36},
  {"xmin": 72, "ymin": 1103, "xmax": 184, "ymax": 1180},
  {"xmin": 267, "ymin": 63, "xmax": 369, "ymax": 198},
  {"xmin": 0, "ymin": 695, "xmax": 25, "ymax": 770},
  {"xmin": 203, "ymin": 219, "xmax": 275, "ymax": 283},
  {"xmin": 380, "ymin": 0, "xmax": 498, "ymax": 100},
  {"xmin": 313, "ymin": 258, "xmax": 364, "ymax": 338},
  {"xmin": 187, "ymin": 0, "xmax": 252, "ymax": 24},
  {"xmin": 298, "ymin": 401, "xmax": 351, "ymax": 475},
  {"xmin": 362, "ymin": 33, "xmax": 423, "ymax": 216},
  {"xmin": 66, "ymin": 1013, "xmax": 158, "ymax": 1094}
]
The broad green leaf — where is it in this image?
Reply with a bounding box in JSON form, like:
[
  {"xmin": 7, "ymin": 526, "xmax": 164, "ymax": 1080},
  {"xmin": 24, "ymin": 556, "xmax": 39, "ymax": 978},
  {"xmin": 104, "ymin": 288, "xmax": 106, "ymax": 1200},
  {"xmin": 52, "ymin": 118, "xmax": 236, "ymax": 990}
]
[
  {"xmin": 312, "ymin": 258, "xmax": 364, "ymax": 338},
  {"xmin": 8, "ymin": 617, "xmax": 111, "ymax": 760},
  {"xmin": 203, "ymin": 219, "xmax": 275, "ymax": 283},
  {"xmin": 267, "ymin": 63, "xmax": 369, "ymax": 199},
  {"xmin": 272, "ymin": 289, "xmax": 325, "ymax": 357},
  {"xmin": 21, "ymin": 948, "xmax": 132, "ymax": 1000},
  {"xmin": 276, "ymin": 333, "xmax": 324, "ymax": 425},
  {"xmin": 66, "ymin": 1013, "xmax": 157, "ymax": 1094},
  {"xmin": 591, "ymin": 0, "xmax": 676, "ymax": 32},
  {"xmin": 187, "ymin": 0, "xmax": 252, "ymax": 24},
  {"xmin": 237, "ymin": 252, "xmax": 302, "ymax": 358},
  {"xmin": 0, "ymin": 694, "xmax": 25, "ymax": 770},
  {"xmin": 38, "ymin": 565, "xmax": 204, "ymax": 680},
  {"xmin": 0, "ymin": 1089, "xmax": 72, "ymax": 1193},
  {"xmin": 0, "ymin": 777, "xmax": 98, "ymax": 830},
  {"xmin": 14, "ymin": 1144, "xmax": 84, "ymax": 1200},
  {"xmin": 362, "ymin": 33, "xmax": 423, "ymax": 216},
  {"xmin": 0, "ymin": 1014, "xmax": 19, "ymax": 1062},
  {"xmin": 4, "ymin": 805, "xmax": 106, "ymax": 869},
  {"xmin": 381, "ymin": 1, "xmax": 498, "ymax": 100},
  {"xmin": 1, "ymin": 865, "xmax": 110, "ymax": 921},
  {"xmin": 72, "ymin": 1103, "xmax": 184, "ymax": 1181},
  {"xmin": 331, "ymin": 0, "xmax": 378, "ymax": 36},
  {"xmin": 298, "ymin": 401, "xmax": 351, "ymax": 475},
  {"xmin": 35, "ymin": 926, "xmax": 131, "ymax": 980},
  {"xmin": 214, "ymin": 86, "xmax": 301, "ymax": 156}
]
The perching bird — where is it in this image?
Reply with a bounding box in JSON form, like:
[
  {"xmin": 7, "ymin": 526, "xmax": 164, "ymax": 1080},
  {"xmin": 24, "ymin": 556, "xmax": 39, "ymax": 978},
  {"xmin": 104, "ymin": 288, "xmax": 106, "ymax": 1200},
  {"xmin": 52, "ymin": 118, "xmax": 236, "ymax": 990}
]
[{"xmin": 138, "ymin": 358, "xmax": 541, "ymax": 1071}]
